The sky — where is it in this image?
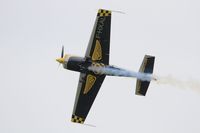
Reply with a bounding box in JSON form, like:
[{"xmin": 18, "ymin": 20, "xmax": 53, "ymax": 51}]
[{"xmin": 0, "ymin": 0, "xmax": 200, "ymax": 133}]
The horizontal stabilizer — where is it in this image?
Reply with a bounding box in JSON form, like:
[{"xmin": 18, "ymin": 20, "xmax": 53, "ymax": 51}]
[{"xmin": 135, "ymin": 55, "xmax": 155, "ymax": 96}]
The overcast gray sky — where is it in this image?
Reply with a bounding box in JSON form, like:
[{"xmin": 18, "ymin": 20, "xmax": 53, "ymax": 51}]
[{"xmin": 1, "ymin": 0, "xmax": 200, "ymax": 133}]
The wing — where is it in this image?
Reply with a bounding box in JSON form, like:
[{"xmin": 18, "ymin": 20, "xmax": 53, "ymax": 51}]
[
  {"xmin": 85, "ymin": 9, "xmax": 111, "ymax": 65},
  {"xmin": 71, "ymin": 72, "xmax": 106, "ymax": 124}
]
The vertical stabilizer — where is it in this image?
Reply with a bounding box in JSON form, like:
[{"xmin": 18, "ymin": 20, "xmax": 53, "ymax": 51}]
[{"xmin": 135, "ymin": 55, "xmax": 155, "ymax": 96}]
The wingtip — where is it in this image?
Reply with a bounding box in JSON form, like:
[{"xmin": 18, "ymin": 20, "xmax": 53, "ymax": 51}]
[
  {"xmin": 71, "ymin": 114, "xmax": 85, "ymax": 124},
  {"xmin": 97, "ymin": 9, "xmax": 111, "ymax": 17}
]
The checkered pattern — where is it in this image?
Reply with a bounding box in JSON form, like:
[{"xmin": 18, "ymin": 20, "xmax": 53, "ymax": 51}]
[
  {"xmin": 71, "ymin": 114, "xmax": 85, "ymax": 124},
  {"xmin": 97, "ymin": 9, "xmax": 111, "ymax": 16}
]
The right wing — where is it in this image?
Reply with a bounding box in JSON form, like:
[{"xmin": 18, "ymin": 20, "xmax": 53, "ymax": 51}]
[
  {"xmin": 71, "ymin": 72, "xmax": 106, "ymax": 124},
  {"xmin": 85, "ymin": 9, "xmax": 111, "ymax": 65}
]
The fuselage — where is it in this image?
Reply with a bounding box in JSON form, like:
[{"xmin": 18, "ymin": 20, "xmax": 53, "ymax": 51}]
[
  {"xmin": 62, "ymin": 55, "xmax": 107, "ymax": 74},
  {"xmin": 63, "ymin": 56, "xmax": 91, "ymax": 73},
  {"xmin": 59, "ymin": 54, "xmax": 116, "ymax": 75},
  {"xmin": 59, "ymin": 55, "xmax": 153, "ymax": 81}
]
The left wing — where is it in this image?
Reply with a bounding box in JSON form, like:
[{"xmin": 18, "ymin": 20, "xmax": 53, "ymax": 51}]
[
  {"xmin": 71, "ymin": 72, "xmax": 105, "ymax": 124},
  {"xmin": 85, "ymin": 9, "xmax": 111, "ymax": 65}
]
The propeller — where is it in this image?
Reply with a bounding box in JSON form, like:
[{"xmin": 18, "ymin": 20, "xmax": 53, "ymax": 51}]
[
  {"xmin": 61, "ymin": 45, "xmax": 64, "ymax": 58},
  {"xmin": 56, "ymin": 46, "xmax": 65, "ymax": 65}
]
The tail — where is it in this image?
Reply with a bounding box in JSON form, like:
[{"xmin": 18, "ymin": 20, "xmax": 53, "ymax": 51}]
[{"xmin": 135, "ymin": 55, "xmax": 155, "ymax": 96}]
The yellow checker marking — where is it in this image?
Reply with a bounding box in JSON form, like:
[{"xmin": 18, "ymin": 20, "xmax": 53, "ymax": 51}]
[
  {"xmin": 71, "ymin": 115, "xmax": 85, "ymax": 124},
  {"xmin": 83, "ymin": 74, "xmax": 96, "ymax": 94},
  {"xmin": 92, "ymin": 40, "xmax": 102, "ymax": 61},
  {"xmin": 98, "ymin": 9, "xmax": 111, "ymax": 16}
]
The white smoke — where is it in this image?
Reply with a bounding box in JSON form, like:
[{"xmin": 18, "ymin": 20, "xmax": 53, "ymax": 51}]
[
  {"xmin": 88, "ymin": 66, "xmax": 200, "ymax": 93},
  {"xmin": 88, "ymin": 66, "xmax": 155, "ymax": 81},
  {"xmin": 154, "ymin": 75, "xmax": 200, "ymax": 93}
]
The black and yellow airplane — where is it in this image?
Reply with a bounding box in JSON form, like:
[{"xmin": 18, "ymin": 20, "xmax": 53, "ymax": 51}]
[{"xmin": 56, "ymin": 9, "xmax": 155, "ymax": 124}]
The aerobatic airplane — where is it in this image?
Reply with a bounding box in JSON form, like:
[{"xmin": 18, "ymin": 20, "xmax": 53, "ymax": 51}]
[{"xmin": 56, "ymin": 9, "xmax": 155, "ymax": 124}]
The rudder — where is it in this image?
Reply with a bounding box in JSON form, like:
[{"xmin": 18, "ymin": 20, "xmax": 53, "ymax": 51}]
[{"xmin": 135, "ymin": 55, "xmax": 155, "ymax": 96}]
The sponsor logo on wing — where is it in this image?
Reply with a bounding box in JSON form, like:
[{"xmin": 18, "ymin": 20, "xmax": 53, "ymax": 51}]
[{"xmin": 96, "ymin": 17, "xmax": 106, "ymax": 39}]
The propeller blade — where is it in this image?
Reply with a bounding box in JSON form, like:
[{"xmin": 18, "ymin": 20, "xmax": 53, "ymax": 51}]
[{"xmin": 61, "ymin": 46, "xmax": 64, "ymax": 58}]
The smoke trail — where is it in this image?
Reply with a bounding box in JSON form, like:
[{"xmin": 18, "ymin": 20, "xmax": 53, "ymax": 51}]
[
  {"xmin": 88, "ymin": 66, "xmax": 155, "ymax": 81},
  {"xmin": 88, "ymin": 66, "xmax": 200, "ymax": 93},
  {"xmin": 154, "ymin": 75, "xmax": 200, "ymax": 93}
]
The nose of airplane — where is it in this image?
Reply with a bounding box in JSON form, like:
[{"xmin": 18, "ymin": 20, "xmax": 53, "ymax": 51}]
[{"xmin": 56, "ymin": 58, "xmax": 64, "ymax": 63}]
